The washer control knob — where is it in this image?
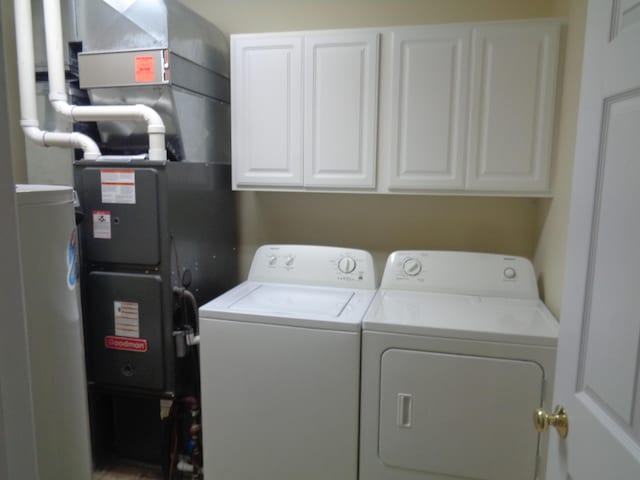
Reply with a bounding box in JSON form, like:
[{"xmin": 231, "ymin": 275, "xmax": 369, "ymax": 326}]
[
  {"xmin": 504, "ymin": 267, "xmax": 517, "ymax": 279},
  {"xmin": 284, "ymin": 255, "xmax": 295, "ymax": 267},
  {"xmin": 267, "ymin": 255, "xmax": 277, "ymax": 266},
  {"xmin": 338, "ymin": 256, "xmax": 357, "ymax": 274},
  {"xmin": 403, "ymin": 258, "xmax": 422, "ymax": 276}
]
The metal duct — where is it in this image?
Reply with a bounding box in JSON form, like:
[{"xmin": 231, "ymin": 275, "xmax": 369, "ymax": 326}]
[{"xmin": 76, "ymin": 0, "xmax": 230, "ymax": 163}]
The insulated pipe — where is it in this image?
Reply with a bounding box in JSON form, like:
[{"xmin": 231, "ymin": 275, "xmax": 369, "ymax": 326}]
[
  {"xmin": 42, "ymin": 0, "xmax": 168, "ymax": 162},
  {"xmin": 13, "ymin": 0, "xmax": 101, "ymax": 160}
]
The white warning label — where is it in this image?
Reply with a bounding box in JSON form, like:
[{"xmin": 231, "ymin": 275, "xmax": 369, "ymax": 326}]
[
  {"xmin": 114, "ymin": 301, "xmax": 140, "ymax": 338},
  {"xmin": 101, "ymin": 169, "xmax": 136, "ymax": 204},
  {"xmin": 93, "ymin": 210, "xmax": 111, "ymax": 239}
]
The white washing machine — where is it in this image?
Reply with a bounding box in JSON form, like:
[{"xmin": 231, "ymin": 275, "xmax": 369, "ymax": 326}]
[
  {"xmin": 359, "ymin": 251, "xmax": 558, "ymax": 480},
  {"xmin": 199, "ymin": 244, "xmax": 377, "ymax": 480}
]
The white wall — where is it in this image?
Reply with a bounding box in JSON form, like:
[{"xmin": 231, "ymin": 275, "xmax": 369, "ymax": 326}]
[{"xmin": 0, "ymin": 5, "xmax": 39, "ymax": 480}]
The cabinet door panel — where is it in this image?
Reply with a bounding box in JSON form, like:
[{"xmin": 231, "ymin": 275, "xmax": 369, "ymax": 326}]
[
  {"xmin": 232, "ymin": 35, "xmax": 303, "ymax": 187},
  {"xmin": 467, "ymin": 22, "xmax": 560, "ymax": 192},
  {"xmin": 388, "ymin": 26, "xmax": 470, "ymax": 190},
  {"xmin": 304, "ymin": 32, "xmax": 379, "ymax": 188}
]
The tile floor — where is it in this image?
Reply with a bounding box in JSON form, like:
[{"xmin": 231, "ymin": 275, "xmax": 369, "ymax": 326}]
[{"xmin": 93, "ymin": 464, "xmax": 162, "ymax": 479}]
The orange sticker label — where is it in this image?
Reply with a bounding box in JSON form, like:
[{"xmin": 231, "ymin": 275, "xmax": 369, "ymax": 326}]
[{"xmin": 135, "ymin": 55, "xmax": 155, "ymax": 82}]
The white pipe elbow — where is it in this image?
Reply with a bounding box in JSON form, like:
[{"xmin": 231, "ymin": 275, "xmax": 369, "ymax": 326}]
[
  {"xmin": 136, "ymin": 105, "xmax": 167, "ymax": 161},
  {"xmin": 22, "ymin": 122, "xmax": 101, "ymax": 160},
  {"xmin": 69, "ymin": 132, "xmax": 101, "ymax": 160},
  {"xmin": 54, "ymin": 103, "xmax": 167, "ymax": 161},
  {"xmin": 21, "ymin": 124, "xmax": 45, "ymax": 145},
  {"xmin": 14, "ymin": 0, "xmax": 103, "ymax": 162},
  {"xmin": 41, "ymin": 131, "xmax": 101, "ymax": 160},
  {"xmin": 136, "ymin": 105, "xmax": 165, "ymax": 134},
  {"xmin": 49, "ymin": 98, "xmax": 73, "ymax": 117}
]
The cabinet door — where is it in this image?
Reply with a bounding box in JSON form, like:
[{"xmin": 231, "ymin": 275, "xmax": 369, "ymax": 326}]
[
  {"xmin": 231, "ymin": 35, "xmax": 303, "ymax": 187},
  {"xmin": 466, "ymin": 22, "xmax": 560, "ymax": 192},
  {"xmin": 387, "ymin": 26, "xmax": 470, "ymax": 190},
  {"xmin": 304, "ymin": 31, "xmax": 379, "ymax": 188}
]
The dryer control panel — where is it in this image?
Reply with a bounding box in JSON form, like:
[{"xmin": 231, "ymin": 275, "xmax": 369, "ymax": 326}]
[
  {"xmin": 247, "ymin": 245, "xmax": 377, "ymax": 289},
  {"xmin": 381, "ymin": 251, "xmax": 539, "ymax": 299}
]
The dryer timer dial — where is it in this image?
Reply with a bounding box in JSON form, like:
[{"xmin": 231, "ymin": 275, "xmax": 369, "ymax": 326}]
[
  {"xmin": 402, "ymin": 258, "xmax": 422, "ymax": 276},
  {"xmin": 503, "ymin": 267, "xmax": 517, "ymax": 279}
]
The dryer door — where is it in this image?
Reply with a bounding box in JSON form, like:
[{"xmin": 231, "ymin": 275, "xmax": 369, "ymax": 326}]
[{"xmin": 379, "ymin": 349, "xmax": 543, "ymax": 480}]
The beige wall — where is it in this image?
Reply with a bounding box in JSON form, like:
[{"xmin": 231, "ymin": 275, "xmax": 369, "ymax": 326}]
[
  {"xmin": 533, "ymin": 0, "xmax": 587, "ymax": 316},
  {"xmin": 241, "ymin": 191, "xmax": 539, "ymax": 279},
  {"xmin": 179, "ymin": 0, "xmax": 554, "ymax": 32}
]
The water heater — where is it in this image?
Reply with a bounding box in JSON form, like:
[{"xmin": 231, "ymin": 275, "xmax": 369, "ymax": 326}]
[{"xmin": 16, "ymin": 184, "xmax": 92, "ymax": 479}]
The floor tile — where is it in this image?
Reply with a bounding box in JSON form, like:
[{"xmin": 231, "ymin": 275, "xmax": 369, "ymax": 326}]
[{"xmin": 93, "ymin": 463, "xmax": 162, "ymax": 480}]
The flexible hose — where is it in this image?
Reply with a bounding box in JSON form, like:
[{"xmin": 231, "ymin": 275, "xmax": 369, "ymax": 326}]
[{"xmin": 173, "ymin": 287, "xmax": 199, "ymax": 335}]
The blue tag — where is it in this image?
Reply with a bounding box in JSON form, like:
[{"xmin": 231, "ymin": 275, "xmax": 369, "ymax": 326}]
[{"xmin": 67, "ymin": 229, "xmax": 78, "ymax": 290}]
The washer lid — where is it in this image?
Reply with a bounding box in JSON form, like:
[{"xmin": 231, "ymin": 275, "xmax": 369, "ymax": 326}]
[
  {"xmin": 199, "ymin": 281, "xmax": 376, "ymax": 331},
  {"xmin": 363, "ymin": 290, "xmax": 558, "ymax": 346}
]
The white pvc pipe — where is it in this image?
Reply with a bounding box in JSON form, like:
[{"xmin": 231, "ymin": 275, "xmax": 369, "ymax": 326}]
[
  {"xmin": 63, "ymin": 105, "xmax": 167, "ymax": 162},
  {"xmin": 13, "ymin": 0, "xmax": 38, "ymax": 122},
  {"xmin": 13, "ymin": 0, "xmax": 101, "ymax": 160},
  {"xmin": 42, "ymin": 0, "xmax": 168, "ymax": 162}
]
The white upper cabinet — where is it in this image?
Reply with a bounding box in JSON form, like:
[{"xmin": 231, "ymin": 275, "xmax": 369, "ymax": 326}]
[
  {"xmin": 232, "ymin": 30, "xmax": 379, "ymax": 190},
  {"xmin": 232, "ymin": 35, "xmax": 304, "ymax": 187},
  {"xmin": 304, "ymin": 32, "xmax": 379, "ymax": 188},
  {"xmin": 466, "ymin": 21, "xmax": 560, "ymax": 192},
  {"xmin": 386, "ymin": 25, "xmax": 470, "ymax": 190},
  {"xmin": 231, "ymin": 19, "xmax": 562, "ymax": 195}
]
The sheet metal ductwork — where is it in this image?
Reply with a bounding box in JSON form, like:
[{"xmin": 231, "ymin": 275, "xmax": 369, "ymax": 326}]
[{"xmin": 59, "ymin": 0, "xmax": 231, "ymax": 163}]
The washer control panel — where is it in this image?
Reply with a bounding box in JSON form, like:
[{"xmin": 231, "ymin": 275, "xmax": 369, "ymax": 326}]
[
  {"xmin": 338, "ymin": 256, "xmax": 357, "ymax": 274},
  {"xmin": 248, "ymin": 245, "xmax": 376, "ymax": 289},
  {"xmin": 381, "ymin": 251, "xmax": 539, "ymax": 299}
]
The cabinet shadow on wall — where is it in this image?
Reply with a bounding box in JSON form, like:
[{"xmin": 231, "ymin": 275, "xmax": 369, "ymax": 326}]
[{"xmin": 237, "ymin": 191, "xmax": 539, "ymax": 278}]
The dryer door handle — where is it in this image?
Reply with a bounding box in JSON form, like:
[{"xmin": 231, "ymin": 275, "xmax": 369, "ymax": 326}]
[{"xmin": 397, "ymin": 393, "xmax": 413, "ymax": 428}]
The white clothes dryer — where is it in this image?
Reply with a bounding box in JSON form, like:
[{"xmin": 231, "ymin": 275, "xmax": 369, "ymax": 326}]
[
  {"xmin": 359, "ymin": 251, "xmax": 558, "ymax": 480},
  {"xmin": 199, "ymin": 245, "xmax": 377, "ymax": 480}
]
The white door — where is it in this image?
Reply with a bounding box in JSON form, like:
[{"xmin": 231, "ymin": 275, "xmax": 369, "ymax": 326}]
[
  {"xmin": 546, "ymin": 1, "xmax": 640, "ymax": 478},
  {"xmin": 303, "ymin": 31, "xmax": 379, "ymax": 188}
]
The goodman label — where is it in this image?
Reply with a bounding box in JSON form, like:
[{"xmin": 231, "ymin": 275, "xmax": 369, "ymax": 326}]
[{"xmin": 104, "ymin": 336, "xmax": 148, "ymax": 353}]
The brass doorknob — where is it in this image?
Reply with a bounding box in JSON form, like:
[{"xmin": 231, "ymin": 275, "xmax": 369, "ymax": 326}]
[{"xmin": 533, "ymin": 405, "xmax": 568, "ymax": 438}]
